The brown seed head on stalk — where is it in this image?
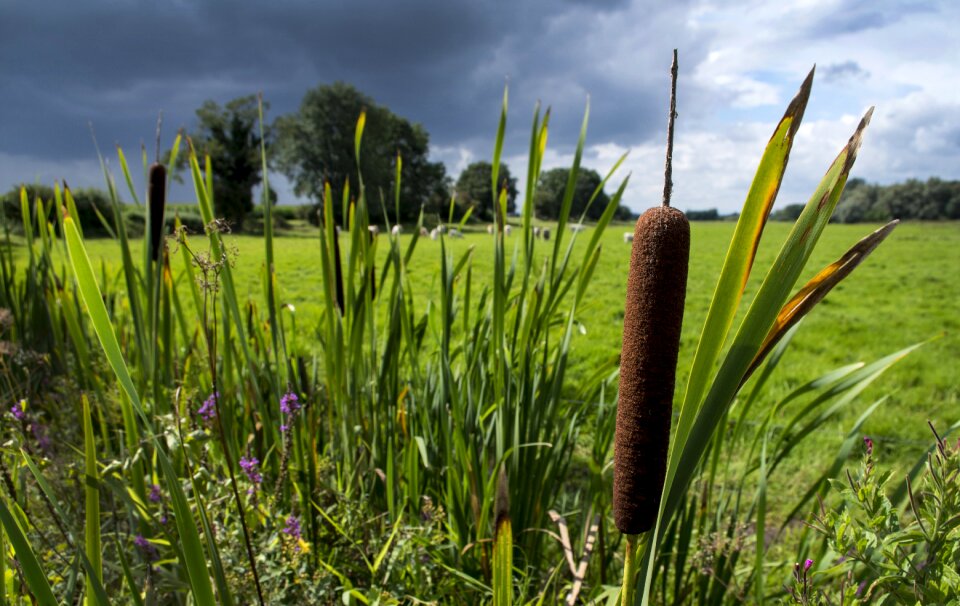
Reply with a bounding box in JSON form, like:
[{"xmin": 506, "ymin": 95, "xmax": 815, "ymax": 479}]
[
  {"xmin": 613, "ymin": 206, "xmax": 689, "ymax": 534},
  {"xmin": 148, "ymin": 162, "xmax": 167, "ymax": 262},
  {"xmin": 613, "ymin": 49, "xmax": 689, "ymax": 535}
]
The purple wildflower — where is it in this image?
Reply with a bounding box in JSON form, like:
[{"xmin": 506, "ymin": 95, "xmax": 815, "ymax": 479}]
[
  {"xmin": 855, "ymin": 580, "xmax": 867, "ymax": 597},
  {"xmin": 804, "ymin": 558, "xmax": 813, "ymax": 572},
  {"xmin": 863, "ymin": 436, "xmax": 874, "ymax": 456},
  {"xmin": 197, "ymin": 392, "xmax": 218, "ymax": 421},
  {"xmin": 239, "ymin": 456, "xmax": 262, "ymax": 493},
  {"xmin": 32, "ymin": 422, "xmax": 51, "ymax": 453},
  {"xmin": 283, "ymin": 515, "xmax": 302, "ymax": 548},
  {"xmin": 10, "ymin": 400, "xmax": 25, "ymax": 421},
  {"xmin": 148, "ymin": 483, "xmax": 162, "ymax": 503},
  {"xmin": 134, "ymin": 535, "xmax": 158, "ymax": 562},
  {"xmin": 279, "ymin": 391, "xmax": 300, "ymax": 433}
]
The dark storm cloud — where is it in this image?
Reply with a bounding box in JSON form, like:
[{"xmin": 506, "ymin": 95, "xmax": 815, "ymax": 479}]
[
  {"xmin": 821, "ymin": 60, "xmax": 869, "ymax": 82},
  {"xmin": 0, "ymin": 0, "xmax": 705, "ymax": 170}
]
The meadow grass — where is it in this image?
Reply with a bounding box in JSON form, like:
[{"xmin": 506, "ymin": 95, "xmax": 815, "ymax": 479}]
[{"xmin": 64, "ymin": 220, "xmax": 959, "ymax": 492}]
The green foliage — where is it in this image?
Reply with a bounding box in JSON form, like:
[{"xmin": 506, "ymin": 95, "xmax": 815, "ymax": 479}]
[
  {"xmin": 534, "ymin": 167, "xmax": 631, "ymax": 221},
  {"xmin": 832, "ymin": 177, "xmax": 960, "ymax": 222},
  {"xmin": 454, "ymin": 161, "xmax": 518, "ymax": 221},
  {"xmin": 177, "ymin": 94, "xmax": 270, "ymax": 229},
  {"xmin": 274, "ymin": 81, "xmax": 449, "ymax": 224},
  {"xmin": 798, "ymin": 429, "xmax": 960, "ymax": 604},
  {"xmin": 685, "ymin": 208, "xmax": 721, "ymax": 221},
  {"xmin": 1, "ymin": 184, "xmax": 117, "ymax": 237},
  {"xmin": 770, "ymin": 203, "xmax": 806, "ymax": 221}
]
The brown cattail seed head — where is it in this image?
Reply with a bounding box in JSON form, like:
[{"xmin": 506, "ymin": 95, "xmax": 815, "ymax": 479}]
[
  {"xmin": 613, "ymin": 205, "xmax": 689, "ymax": 534},
  {"xmin": 148, "ymin": 162, "xmax": 167, "ymax": 262}
]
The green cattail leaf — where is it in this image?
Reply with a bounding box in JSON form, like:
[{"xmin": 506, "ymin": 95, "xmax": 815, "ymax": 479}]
[
  {"xmin": 492, "ymin": 468, "xmax": 513, "ymax": 606},
  {"xmin": 744, "ymin": 219, "xmax": 898, "ymax": 382},
  {"xmin": 83, "ymin": 395, "xmax": 103, "ymax": 606},
  {"xmin": 672, "ymin": 68, "xmax": 814, "ymax": 471},
  {"xmin": 116, "ymin": 146, "xmax": 141, "ymax": 206},
  {"xmin": 355, "ymin": 110, "xmax": 366, "ymax": 167},
  {"xmin": 156, "ymin": 451, "xmax": 217, "ymax": 605},
  {"xmin": 63, "ymin": 217, "xmax": 144, "ymax": 418},
  {"xmin": 662, "ymin": 106, "xmax": 874, "ymax": 530},
  {"xmin": 0, "ymin": 499, "xmax": 58, "ymax": 606},
  {"xmin": 491, "ymin": 85, "xmax": 508, "ymax": 216}
]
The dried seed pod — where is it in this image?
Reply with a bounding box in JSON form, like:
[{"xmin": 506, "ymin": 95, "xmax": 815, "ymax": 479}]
[
  {"xmin": 613, "ymin": 205, "xmax": 689, "ymax": 534},
  {"xmin": 148, "ymin": 162, "xmax": 167, "ymax": 261}
]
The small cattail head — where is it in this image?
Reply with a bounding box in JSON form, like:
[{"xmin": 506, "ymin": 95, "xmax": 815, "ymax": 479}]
[
  {"xmin": 613, "ymin": 205, "xmax": 689, "ymax": 534},
  {"xmin": 148, "ymin": 163, "xmax": 167, "ymax": 262}
]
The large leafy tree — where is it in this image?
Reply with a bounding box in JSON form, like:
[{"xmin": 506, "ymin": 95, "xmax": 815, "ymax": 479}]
[
  {"xmin": 274, "ymin": 82, "xmax": 448, "ymax": 224},
  {"xmin": 533, "ymin": 167, "xmax": 629, "ymax": 221},
  {"xmin": 180, "ymin": 95, "xmax": 269, "ymax": 229},
  {"xmin": 453, "ymin": 161, "xmax": 518, "ymax": 221}
]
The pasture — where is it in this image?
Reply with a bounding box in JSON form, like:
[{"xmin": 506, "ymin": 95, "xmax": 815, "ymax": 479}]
[{"xmin": 73, "ymin": 218, "xmax": 959, "ymax": 477}]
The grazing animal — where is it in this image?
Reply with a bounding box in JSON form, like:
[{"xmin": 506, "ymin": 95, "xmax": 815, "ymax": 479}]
[
  {"xmin": 487, "ymin": 224, "xmax": 495, "ymax": 235},
  {"xmin": 570, "ymin": 223, "xmax": 586, "ymax": 233},
  {"xmin": 541, "ymin": 228, "xmax": 551, "ymax": 240},
  {"xmin": 430, "ymin": 228, "xmax": 439, "ymax": 240},
  {"xmin": 504, "ymin": 225, "xmax": 512, "ymax": 236},
  {"xmin": 368, "ymin": 225, "xmax": 380, "ymax": 236},
  {"xmin": 448, "ymin": 229, "xmax": 464, "ymax": 239},
  {"xmin": 533, "ymin": 226, "xmax": 541, "ymax": 237},
  {"xmin": 391, "ymin": 224, "xmax": 402, "ymax": 236},
  {"xmin": 420, "ymin": 227, "xmax": 429, "ymax": 237},
  {"xmin": 623, "ymin": 232, "xmax": 635, "ymax": 243},
  {"xmin": 437, "ymin": 224, "xmax": 448, "ymax": 234}
]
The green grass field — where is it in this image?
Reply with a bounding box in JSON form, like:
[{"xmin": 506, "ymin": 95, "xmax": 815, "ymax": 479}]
[{"xmin": 72, "ymin": 219, "xmax": 958, "ymax": 459}]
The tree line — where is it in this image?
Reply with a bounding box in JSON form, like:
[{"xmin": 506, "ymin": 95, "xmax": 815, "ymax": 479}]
[
  {"xmin": 170, "ymin": 83, "xmax": 630, "ymax": 229},
  {"xmin": 769, "ymin": 177, "xmax": 960, "ymax": 223}
]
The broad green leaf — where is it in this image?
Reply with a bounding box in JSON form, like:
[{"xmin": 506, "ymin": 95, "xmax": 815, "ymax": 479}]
[
  {"xmin": 672, "ymin": 68, "xmax": 814, "ymax": 470},
  {"xmin": 743, "ymin": 220, "xmax": 898, "ymax": 383},
  {"xmin": 0, "ymin": 499, "xmax": 58, "ymax": 606},
  {"xmin": 157, "ymin": 451, "xmax": 217, "ymax": 605},
  {"xmin": 83, "ymin": 395, "xmax": 103, "ymax": 606}
]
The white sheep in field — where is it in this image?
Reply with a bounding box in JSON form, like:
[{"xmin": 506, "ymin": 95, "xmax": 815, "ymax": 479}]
[
  {"xmin": 420, "ymin": 227, "xmax": 429, "ymax": 237},
  {"xmin": 487, "ymin": 224, "xmax": 495, "ymax": 235},
  {"xmin": 569, "ymin": 223, "xmax": 586, "ymax": 233},
  {"xmin": 437, "ymin": 224, "xmax": 448, "ymax": 234},
  {"xmin": 623, "ymin": 232, "xmax": 634, "ymax": 243},
  {"xmin": 391, "ymin": 224, "xmax": 402, "ymax": 236},
  {"xmin": 429, "ymin": 228, "xmax": 439, "ymax": 240},
  {"xmin": 533, "ymin": 226, "xmax": 541, "ymax": 237},
  {"xmin": 368, "ymin": 225, "xmax": 380, "ymax": 236},
  {"xmin": 448, "ymin": 229, "xmax": 464, "ymax": 239},
  {"xmin": 504, "ymin": 224, "xmax": 512, "ymax": 236},
  {"xmin": 541, "ymin": 228, "xmax": 551, "ymax": 240}
]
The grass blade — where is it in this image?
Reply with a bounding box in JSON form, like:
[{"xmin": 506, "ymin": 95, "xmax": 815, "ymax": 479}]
[
  {"xmin": 83, "ymin": 395, "xmax": 103, "ymax": 606},
  {"xmin": 0, "ymin": 499, "xmax": 58, "ymax": 606}
]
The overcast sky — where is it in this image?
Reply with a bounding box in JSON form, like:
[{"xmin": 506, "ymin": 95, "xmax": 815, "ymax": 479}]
[{"xmin": 1, "ymin": 0, "xmax": 957, "ymax": 214}]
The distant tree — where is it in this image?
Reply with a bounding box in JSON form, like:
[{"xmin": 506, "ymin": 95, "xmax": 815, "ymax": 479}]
[
  {"xmin": 832, "ymin": 177, "xmax": 960, "ymax": 223},
  {"xmin": 454, "ymin": 161, "xmax": 518, "ymax": 221},
  {"xmin": 534, "ymin": 167, "xmax": 622, "ymax": 221},
  {"xmin": 177, "ymin": 95, "xmax": 270, "ymax": 230},
  {"xmin": 1, "ymin": 184, "xmax": 118, "ymax": 237},
  {"xmin": 274, "ymin": 82, "xmax": 449, "ymax": 224},
  {"xmin": 685, "ymin": 208, "xmax": 720, "ymax": 221},
  {"xmin": 770, "ymin": 204, "xmax": 806, "ymax": 222}
]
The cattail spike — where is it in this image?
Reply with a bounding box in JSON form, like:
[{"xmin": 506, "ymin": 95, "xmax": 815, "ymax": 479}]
[
  {"xmin": 613, "ymin": 205, "xmax": 689, "ymax": 534},
  {"xmin": 148, "ymin": 163, "xmax": 167, "ymax": 262}
]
